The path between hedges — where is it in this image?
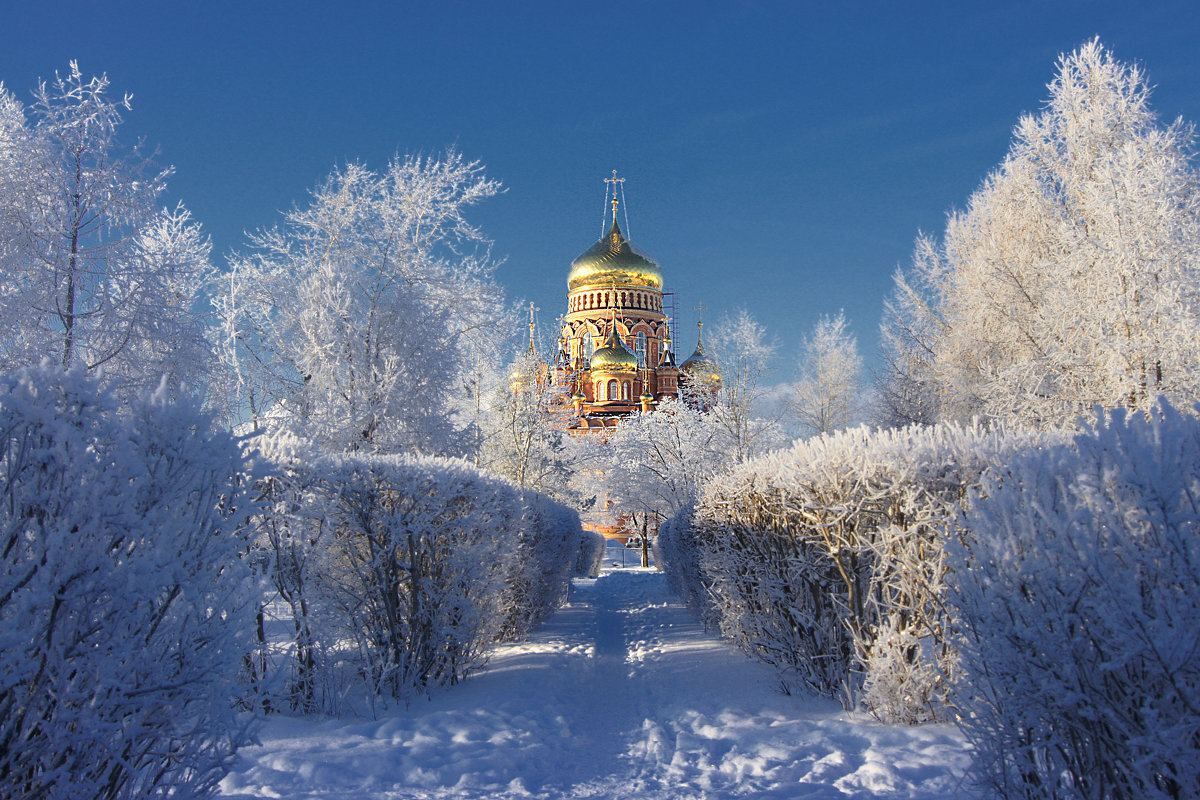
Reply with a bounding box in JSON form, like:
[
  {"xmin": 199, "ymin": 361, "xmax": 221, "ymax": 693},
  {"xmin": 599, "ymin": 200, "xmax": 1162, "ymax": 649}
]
[{"xmin": 219, "ymin": 568, "xmax": 971, "ymax": 799}]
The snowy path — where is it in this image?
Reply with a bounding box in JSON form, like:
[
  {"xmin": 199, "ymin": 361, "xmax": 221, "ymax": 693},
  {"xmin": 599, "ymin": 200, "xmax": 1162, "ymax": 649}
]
[{"xmin": 219, "ymin": 569, "xmax": 972, "ymax": 799}]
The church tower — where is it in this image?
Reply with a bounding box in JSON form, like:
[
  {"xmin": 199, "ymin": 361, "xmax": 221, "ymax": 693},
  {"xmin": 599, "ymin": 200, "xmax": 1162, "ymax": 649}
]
[{"xmin": 556, "ymin": 173, "xmax": 686, "ymax": 431}]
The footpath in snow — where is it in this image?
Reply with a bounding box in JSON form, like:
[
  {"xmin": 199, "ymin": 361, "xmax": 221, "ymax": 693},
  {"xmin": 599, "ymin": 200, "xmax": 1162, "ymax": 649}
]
[{"xmin": 220, "ymin": 566, "xmax": 972, "ymax": 799}]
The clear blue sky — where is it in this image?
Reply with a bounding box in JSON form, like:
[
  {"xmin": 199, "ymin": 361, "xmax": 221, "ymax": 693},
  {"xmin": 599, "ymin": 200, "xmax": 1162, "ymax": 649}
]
[{"xmin": 4, "ymin": 2, "xmax": 1200, "ymax": 380}]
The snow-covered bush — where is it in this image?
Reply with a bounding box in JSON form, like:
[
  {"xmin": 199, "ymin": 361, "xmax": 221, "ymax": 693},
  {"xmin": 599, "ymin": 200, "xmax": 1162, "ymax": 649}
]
[
  {"xmin": 659, "ymin": 421, "xmax": 1057, "ymax": 720},
  {"xmin": 499, "ymin": 492, "xmax": 585, "ymax": 635},
  {"xmin": 574, "ymin": 529, "xmax": 607, "ymax": 578},
  {"xmin": 950, "ymin": 402, "xmax": 1200, "ymax": 798},
  {"xmin": 0, "ymin": 365, "xmax": 258, "ymax": 799},
  {"xmin": 249, "ymin": 440, "xmax": 586, "ymax": 712},
  {"xmin": 655, "ymin": 503, "xmax": 710, "ymax": 620}
]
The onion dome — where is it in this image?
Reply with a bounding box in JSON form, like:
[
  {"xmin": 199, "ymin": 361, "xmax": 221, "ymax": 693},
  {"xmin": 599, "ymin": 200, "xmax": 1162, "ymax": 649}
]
[
  {"xmin": 590, "ymin": 327, "xmax": 639, "ymax": 373},
  {"xmin": 508, "ymin": 356, "xmax": 542, "ymax": 391},
  {"xmin": 680, "ymin": 338, "xmax": 721, "ymax": 383},
  {"xmin": 639, "ymin": 388, "xmax": 655, "ymax": 403},
  {"xmin": 568, "ymin": 220, "xmax": 663, "ymax": 292}
]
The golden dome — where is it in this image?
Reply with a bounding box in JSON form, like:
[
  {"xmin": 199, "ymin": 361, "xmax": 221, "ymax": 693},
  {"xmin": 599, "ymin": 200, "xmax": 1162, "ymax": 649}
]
[
  {"xmin": 568, "ymin": 220, "xmax": 663, "ymax": 292},
  {"xmin": 589, "ymin": 327, "xmax": 639, "ymax": 373}
]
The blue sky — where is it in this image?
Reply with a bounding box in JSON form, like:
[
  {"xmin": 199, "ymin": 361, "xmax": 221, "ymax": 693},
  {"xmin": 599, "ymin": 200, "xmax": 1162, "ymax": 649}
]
[{"xmin": 4, "ymin": 2, "xmax": 1200, "ymax": 380}]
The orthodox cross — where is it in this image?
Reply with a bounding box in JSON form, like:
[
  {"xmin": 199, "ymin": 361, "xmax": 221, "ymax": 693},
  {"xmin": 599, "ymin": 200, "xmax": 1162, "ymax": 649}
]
[{"xmin": 604, "ymin": 170, "xmax": 625, "ymax": 227}]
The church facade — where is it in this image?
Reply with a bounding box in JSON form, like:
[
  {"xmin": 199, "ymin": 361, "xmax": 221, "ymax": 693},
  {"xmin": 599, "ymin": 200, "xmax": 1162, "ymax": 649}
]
[{"xmin": 551, "ymin": 180, "xmax": 720, "ymax": 432}]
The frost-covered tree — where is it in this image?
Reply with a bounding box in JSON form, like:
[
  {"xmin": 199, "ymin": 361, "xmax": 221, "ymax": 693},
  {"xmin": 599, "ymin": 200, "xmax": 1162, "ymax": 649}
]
[
  {"xmin": 0, "ymin": 365, "xmax": 258, "ymax": 799},
  {"xmin": 0, "ymin": 64, "xmax": 214, "ymax": 400},
  {"xmin": 575, "ymin": 397, "xmax": 730, "ymax": 564},
  {"xmin": 214, "ymin": 150, "xmax": 504, "ymax": 454},
  {"xmin": 707, "ymin": 308, "xmax": 782, "ymax": 461},
  {"xmin": 480, "ymin": 349, "xmax": 576, "ymax": 501},
  {"xmin": 883, "ymin": 40, "xmax": 1200, "ymax": 427},
  {"xmin": 792, "ymin": 311, "xmax": 863, "ymax": 437}
]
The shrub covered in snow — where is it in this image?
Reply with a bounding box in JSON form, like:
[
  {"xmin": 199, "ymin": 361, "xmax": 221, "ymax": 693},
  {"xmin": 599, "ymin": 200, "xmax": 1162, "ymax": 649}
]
[
  {"xmin": 574, "ymin": 529, "xmax": 607, "ymax": 578},
  {"xmin": 249, "ymin": 438, "xmax": 586, "ymax": 713},
  {"xmin": 950, "ymin": 402, "xmax": 1200, "ymax": 798},
  {"xmin": 0, "ymin": 366, "xmax": 258, "ymax": 799},
  {"xmin": 658, "ymin": 421, "xmax": 1057, "ymax": 721}
]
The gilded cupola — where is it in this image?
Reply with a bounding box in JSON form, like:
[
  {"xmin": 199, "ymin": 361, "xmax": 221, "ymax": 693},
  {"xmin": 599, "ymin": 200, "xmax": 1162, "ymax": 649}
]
[
  {"xmin": 567, "ymin": 220, "xmax": 663, "ymax": 292},
  {"xmin": 589, "ymin": 326, "xmax": 640, "ymax": 373}
]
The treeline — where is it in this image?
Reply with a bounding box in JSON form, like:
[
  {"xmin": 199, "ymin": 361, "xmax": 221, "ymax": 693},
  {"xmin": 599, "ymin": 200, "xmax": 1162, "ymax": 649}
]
[
  {"xmin": 0, "ymin": 366, "xmax": 596, "ymax": 799},
  {"xmin": 658, "ymin": 409, "xmax": 1200, "ymax": 797}
]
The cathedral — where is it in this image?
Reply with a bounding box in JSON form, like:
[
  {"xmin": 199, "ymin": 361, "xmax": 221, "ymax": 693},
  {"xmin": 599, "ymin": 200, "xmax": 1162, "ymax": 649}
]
[{"xmin": 550, "ymin": 174, "xmax": 721, "ymax": 432}]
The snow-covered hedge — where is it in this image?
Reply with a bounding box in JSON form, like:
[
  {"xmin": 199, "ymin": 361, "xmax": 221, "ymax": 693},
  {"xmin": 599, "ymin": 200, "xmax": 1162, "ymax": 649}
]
[
  {"xmin": 658, "ymin": 421, "xmax": 1057, "ymax": 721},
  {"xmin": 950, "ymin": 403, "xmax": 1200, "ymax": 798},
  {"xmin": 574, "ymin": 529, "xmax": 607, "ymax": 578},
  {"xmin": 0, "ymin": 366, "xmax": 258, "ymax": 799},
  {"xmin": 249, "ymin": 438, "xmax": 586, "ymax": 713}
]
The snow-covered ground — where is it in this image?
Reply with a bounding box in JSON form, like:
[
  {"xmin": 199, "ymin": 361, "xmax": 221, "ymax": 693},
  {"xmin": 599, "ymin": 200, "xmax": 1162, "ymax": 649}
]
[{"xmin": 219, "ymin": 567, "xmax": 973, "ymax": 799}]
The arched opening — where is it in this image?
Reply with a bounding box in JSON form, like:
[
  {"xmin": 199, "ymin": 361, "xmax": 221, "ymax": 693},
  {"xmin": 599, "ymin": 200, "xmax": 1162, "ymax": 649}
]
[
  {"xmin": 636, "ymin": 331, "xmax": 647, "ymax": 366},
  {"xmin": 622, "ymin": 382, "xmax": 631, "ymax": 400},
  {"xmin": 608, "ymin": 379, "xmax": 619, "ymax": 401}
]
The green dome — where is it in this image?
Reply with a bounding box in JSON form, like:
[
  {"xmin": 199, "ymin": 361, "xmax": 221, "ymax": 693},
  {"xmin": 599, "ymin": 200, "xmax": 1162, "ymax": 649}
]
[
  {"xmin": 568, "ymin": 220, "xmax": 663, "ymax": 292},
  {"xmin": 680, "ymin": 338, "xmax": 721, "ymax": 383},
  {"xmin": 589, "ymin": 327, "xmax": 639, "ymax": 373}
]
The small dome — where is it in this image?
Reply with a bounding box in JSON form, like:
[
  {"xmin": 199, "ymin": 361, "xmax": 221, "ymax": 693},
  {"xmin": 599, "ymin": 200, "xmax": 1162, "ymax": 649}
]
[
  {"xmin": 568, "ymin": 220, "xmax": 663, "ymax": 292},
  {"xmin": 590, "ymin": 327, "xmax": 639, "ymax": 373},
  {"xmin": 680, "ymin": 338, "xmax": 721, "ymax": 383}
]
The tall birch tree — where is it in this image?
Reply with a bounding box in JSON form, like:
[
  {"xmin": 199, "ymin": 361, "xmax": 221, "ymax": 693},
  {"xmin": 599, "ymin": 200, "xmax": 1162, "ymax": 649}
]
[
  {"xmin": 0, "ymin": 63, "xmax": 214, "ymax": 400},
  {"xmin": 882, "ymin": 40, "xmax": 1200, "ymax": 428},
  {"xmin": 792, "ymin": 311, "xmax": 863, "ymax": 437}
]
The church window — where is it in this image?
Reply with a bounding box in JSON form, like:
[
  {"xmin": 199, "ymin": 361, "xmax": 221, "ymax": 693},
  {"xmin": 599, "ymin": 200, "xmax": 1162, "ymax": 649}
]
[
  {"xmin": 608, "ymin": 379, "xmax": 619, "ymax": 400},
  {"xmin": 622, "ymin": 382, "xmax": 631, "ymax": 401},
  {"xmin": 582, "ymin": 330, "xmax": 593, "ymax": 357},
  {"xmin": 636, "ymin": 331, "xmax": 647, "ymax": 366}
]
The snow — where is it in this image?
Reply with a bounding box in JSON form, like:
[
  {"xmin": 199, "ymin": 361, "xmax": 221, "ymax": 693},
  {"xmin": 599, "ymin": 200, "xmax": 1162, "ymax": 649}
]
[{"xmin": 220, "ymin": 568, "xmax": 972, "ymax": 799}]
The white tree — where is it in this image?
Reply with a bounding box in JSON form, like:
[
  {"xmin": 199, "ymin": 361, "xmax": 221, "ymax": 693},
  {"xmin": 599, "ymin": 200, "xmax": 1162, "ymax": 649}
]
[
  {"xmin": 792, "ymin": 311, "xmax": 863, "ymax": 437},
  {"xmin": 214, "ymin": 150, "xmax": 504, "ymax": 455},
  {"xmin": 574, "ymin": 397, "xmax": 729, "ymax": 565},
  {"xmin": 707, "ymin": 308, "xmax": 782, "ymax": 461},
  {"xmin": 480, "ymin": 349, "xmax": 577, "ymax": 501},
  {"xmin": 0, "ymin": 63, "xmax": 214, "ymax": 400},
  {"xmin": 884, "ymin": 40, "xmax": 1200, "ymax": 427}
]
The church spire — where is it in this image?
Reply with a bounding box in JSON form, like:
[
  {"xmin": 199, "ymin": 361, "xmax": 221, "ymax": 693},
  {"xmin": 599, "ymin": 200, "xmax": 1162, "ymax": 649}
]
[{"xmin": 526, "ymin": 302, "xmax": 538, "ymax": 356}]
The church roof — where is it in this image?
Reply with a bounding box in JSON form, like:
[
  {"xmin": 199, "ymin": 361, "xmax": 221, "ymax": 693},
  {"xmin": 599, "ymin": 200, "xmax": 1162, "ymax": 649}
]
[{"xmin": 568, "ymin": 220, "xmax": 663, "ymax": 292}]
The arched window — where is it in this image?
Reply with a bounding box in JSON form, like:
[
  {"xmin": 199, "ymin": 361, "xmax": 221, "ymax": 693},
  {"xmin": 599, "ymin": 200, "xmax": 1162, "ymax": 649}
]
[
  {"xmin": 582, "ymin": 330, "xmax": 593, "ymax": 358},
  {"xmin": 607, "ymin": 379, "xmax": 619, "ymax": 401},
  {"xmin": 622, "ymin": 382, "xmax": 631, "ymax": 400},
  {"xmin": 636, "ymin": 331, "xmax": 647, "ymax": 366}
]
